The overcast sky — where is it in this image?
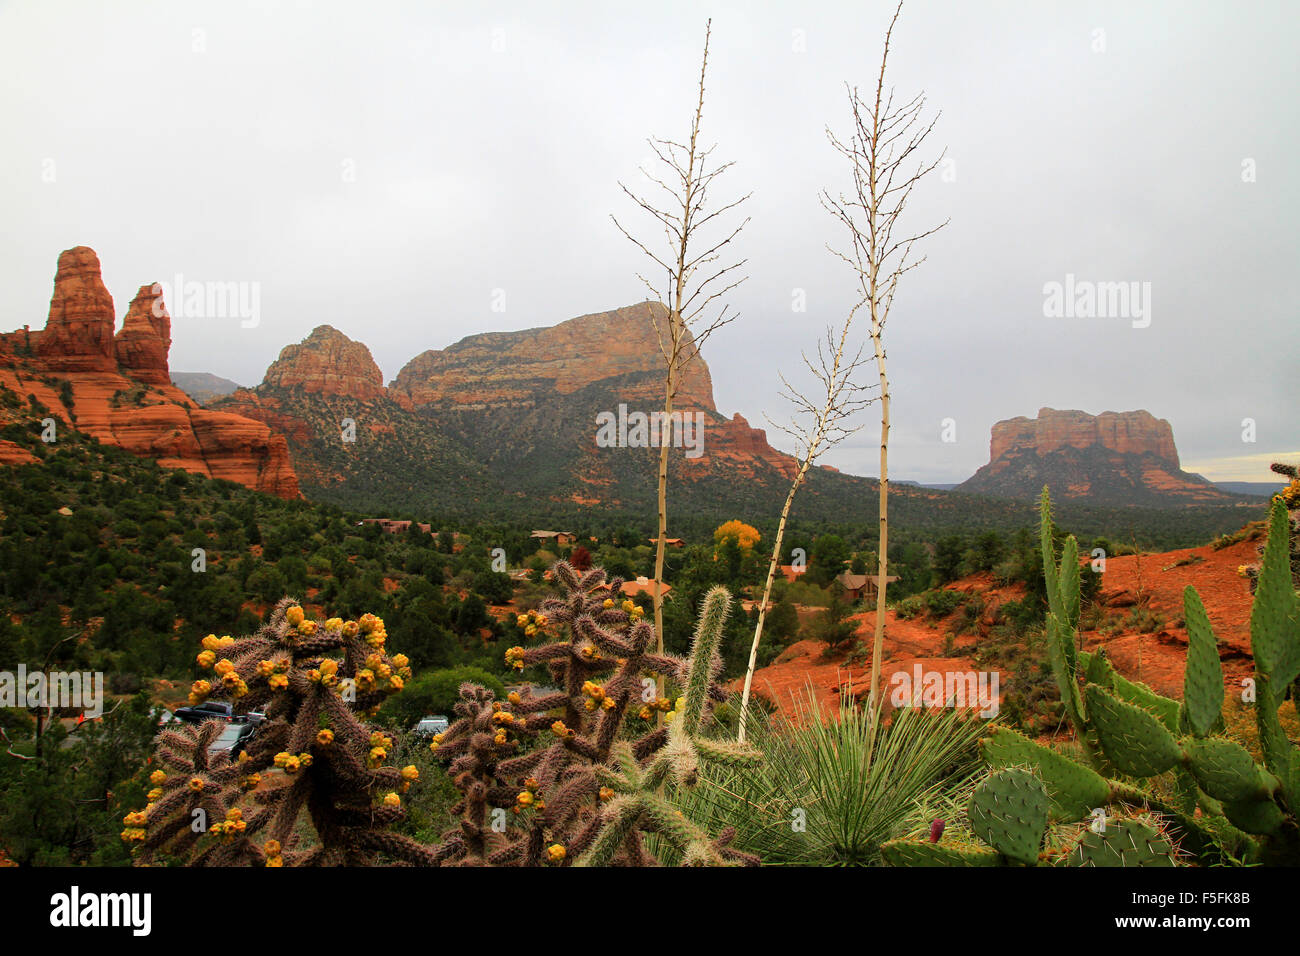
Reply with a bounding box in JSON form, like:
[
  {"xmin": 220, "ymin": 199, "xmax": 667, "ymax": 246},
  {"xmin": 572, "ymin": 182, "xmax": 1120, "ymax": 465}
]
[{"xmin": 2, "ymin": 0, "xmax": 1295, "ymax": 482}]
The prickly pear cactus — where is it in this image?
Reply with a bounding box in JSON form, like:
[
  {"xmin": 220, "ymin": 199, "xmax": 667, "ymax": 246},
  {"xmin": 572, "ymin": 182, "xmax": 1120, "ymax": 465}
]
[
  {"xmin": 886, "ymin": 491, "xmax": 1300, "ymax": 867},
  {"xmin": 967, "ymin": 768, "xmax": 1049, "ymax": 866},
  {"xmin": 1068, "ymin": 816, "xmax": 1178, "ymax": 867},
  {"xmin": 1037, "ymin": 491, "xmax": 1300, "ymax": 865}
]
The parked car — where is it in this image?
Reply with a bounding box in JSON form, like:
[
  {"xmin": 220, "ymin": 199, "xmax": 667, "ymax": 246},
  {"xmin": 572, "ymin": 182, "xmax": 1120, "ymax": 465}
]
[
  {"xmin": 412, "ymin": 715, "xmax": 450, "ymax": 737},
  {"xmin": 151, "ymin": 706, "xmax": 180, "ymax": 732},
  {"xmin": 208, "ymin": 720, "xmax": 258, "ymax": 758},
  {"xmin": 246, "ymin": 706, "xmax": 268, "ymax": 726},
  {"xmin": 174, "ymin": 701, "xmax": 238, "ymax": 724}
]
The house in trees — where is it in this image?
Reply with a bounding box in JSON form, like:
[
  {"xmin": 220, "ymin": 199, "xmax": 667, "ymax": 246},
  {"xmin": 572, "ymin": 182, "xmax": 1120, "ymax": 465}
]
[
  {"xmin": 835, "ymin": 572, "xmax": 899, "ymax": 603},
  {"xmin": 531, "ymin": 530, "xmax": 576, "ymax": 547}
]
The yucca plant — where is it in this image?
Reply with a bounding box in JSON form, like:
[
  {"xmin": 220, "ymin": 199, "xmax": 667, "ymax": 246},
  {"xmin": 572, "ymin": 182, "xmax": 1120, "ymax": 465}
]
[{"xmin": 679, "ymin": 687, "xmax": 985, "ymax": 865}]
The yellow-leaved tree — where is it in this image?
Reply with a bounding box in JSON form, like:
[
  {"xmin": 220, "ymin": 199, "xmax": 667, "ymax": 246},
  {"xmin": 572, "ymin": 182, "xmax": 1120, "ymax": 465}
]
[{"xmin": 714, "ymin": 520, "xmax": 761, "ymax": 556}]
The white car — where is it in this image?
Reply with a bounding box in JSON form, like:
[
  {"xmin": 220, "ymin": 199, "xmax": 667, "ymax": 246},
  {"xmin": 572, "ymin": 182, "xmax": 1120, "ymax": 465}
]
[{"xmin": 413, "ymin": 715, "xmax": 450, "ymax": 737}]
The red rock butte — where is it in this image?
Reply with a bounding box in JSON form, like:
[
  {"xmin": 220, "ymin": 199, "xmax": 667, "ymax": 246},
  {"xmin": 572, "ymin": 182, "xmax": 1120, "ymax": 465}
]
[
  {"xmin": 959, "ymin": 405, "xmax": 1230, "ymax": 505},
  {"xmin": 0, "ymin": 246, "xmax": 300, "ymax": 499},
  {"xmin": 990, "ymin": 407, "xmax": 1179, "ymax": 464},
  {"xmin": 36, "ymin": 246, "xmax": 118, "ymax": 372},
  {"xmin": 262, "ymin": 325, "xmax": 385, "ymax": 401},
  {"xmin": 386, "ymin": 301, "xmax": 797, "ymax": 480}
]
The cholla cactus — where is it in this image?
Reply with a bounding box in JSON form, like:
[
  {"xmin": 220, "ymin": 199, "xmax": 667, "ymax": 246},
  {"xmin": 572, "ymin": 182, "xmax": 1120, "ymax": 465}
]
[
  {"xmin": 430, "ymin": 563, "xmax": 762, "ymax": 866},
  {"xmin": 126, "ymin": 598, "xmax": 438, "ymax": 866}
]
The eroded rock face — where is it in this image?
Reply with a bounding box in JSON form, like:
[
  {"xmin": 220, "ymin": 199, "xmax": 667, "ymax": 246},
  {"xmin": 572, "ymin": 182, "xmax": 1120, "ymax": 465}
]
[
  {"xmin": 390, "ymin": 302, "xmax": 716, "ymax": 411},
  {"xmin": 262, "ymin": 325, "xmax": 385, "ymax": 401},
  {"xmin": 37, "ymin": 246, "xmax": 117, "ymax": 372},
  {"xmin": 114, "ymin": 284, "xmax": 172, "ymax": 385},
  {"xmin": 989, "ymin": 407, "xmax": 1179, "ymax": 464},
  {"xmin": 1, "ymin": 247, "xmax": 300, "ymax": 499}
]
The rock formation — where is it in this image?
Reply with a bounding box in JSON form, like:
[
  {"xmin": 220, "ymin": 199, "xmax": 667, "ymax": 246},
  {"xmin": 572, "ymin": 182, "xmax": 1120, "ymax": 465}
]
[
  {"xmin": 0, "ymin": 247, "xmax": 300, "ymax": 499},
  {"xmin": 958, "ymin": 407, "xmax": 1233, "ymax": 507},
  {"xmin": 36, "ymin": 246, "xmax": 117, "ymax": 372},
  {"xmin": 113, "ymin": 284, "xmax": 172, "ymax": 385},
  {"xmin": 988, "ymin": 408, "xmax": 1179, "ymax": 465},
  {"xmin": 214, "ymin": 300, "xmax": 820, "ymax": 512},
  {"xmin": 262, "ymin": 325, "xmax": 385, "ymax": 401},
  {"xmin": 390, "ymin": 302, "xmax": 715, "ymax": 411}
]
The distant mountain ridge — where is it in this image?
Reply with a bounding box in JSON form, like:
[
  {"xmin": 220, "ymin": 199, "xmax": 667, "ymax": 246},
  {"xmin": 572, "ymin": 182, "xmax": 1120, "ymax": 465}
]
[
  {"xmin": 210, "ymin": 309, "xmax": 876, "ymax": 518},
  {"xmin": 1213, "ymin": 480, "xmax": 1287, "ymax": 497},
  {"xmin": 171, "ymin": 371, "xmax": 244, "ymax": 404},
  {"xmin": 6, "ymin": 247, "xmax": 1263, "ymax": 533}
]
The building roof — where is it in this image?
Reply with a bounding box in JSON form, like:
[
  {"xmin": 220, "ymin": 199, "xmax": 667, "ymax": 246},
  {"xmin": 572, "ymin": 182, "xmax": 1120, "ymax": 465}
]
[
  {"xmin": 836, "ymin": 572, "xmax": 900, "ymax": 589},
  {"xmin": 620, "ymin": 577, "xmax": 672, "ymax": 598}
]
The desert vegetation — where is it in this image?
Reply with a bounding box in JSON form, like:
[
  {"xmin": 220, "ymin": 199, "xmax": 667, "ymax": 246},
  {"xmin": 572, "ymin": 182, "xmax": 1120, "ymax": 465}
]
[{"xmin": 0, "ymin": 3, "xmax": 1292, "ymax": 883}]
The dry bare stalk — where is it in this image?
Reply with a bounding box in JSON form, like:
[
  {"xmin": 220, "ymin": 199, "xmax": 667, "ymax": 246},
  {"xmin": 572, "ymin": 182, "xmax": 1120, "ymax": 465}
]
[
  {"xmin": 737, "ymin": 319, "xmax": 874, "ymax": 742},
  {"xmin": 612, "ymin": 18, "xmax": 750, "ymax": 706},
  {"xmin": 822, "ymin": 0, "xmax": 947, "ymax": 717}
]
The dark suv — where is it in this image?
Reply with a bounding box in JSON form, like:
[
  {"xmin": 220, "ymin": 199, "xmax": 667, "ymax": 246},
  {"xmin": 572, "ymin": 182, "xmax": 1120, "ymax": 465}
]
[{"xmin": 174, "ymin": 701, "xmax": 250, "ymax": 724}]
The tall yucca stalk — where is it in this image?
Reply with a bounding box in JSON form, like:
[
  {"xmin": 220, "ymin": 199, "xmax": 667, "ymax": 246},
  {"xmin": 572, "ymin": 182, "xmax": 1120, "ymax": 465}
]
[
  {"xmin": 823, "ymin": 0, "xmax": 946, "ymax": 713},
  {"xmin": 613, "ymin": 19, "xmax": 750, "ymax": 707},
  {"xmin": 737, "ymin": 321, "xmax": 873, "ymax": 741}
]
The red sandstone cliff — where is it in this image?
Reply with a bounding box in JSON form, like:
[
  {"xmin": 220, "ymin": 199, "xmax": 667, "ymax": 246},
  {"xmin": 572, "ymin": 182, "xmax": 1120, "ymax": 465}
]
[
  {"xmin": 389, "ymin": 301, "xmax": 796, "ymax": 480},
  {"xmin": 390, "ymin": 302, "xmax": 716, "ymax": 411},
  {"xmin": 0, "ymin": 247, "xmax": 299, "ymax": 499},
  {"xmin": 114, "ymin": 283, "xmax": 172, "ymax": 385},
  {"xmin": 262, "ymin": 325, "xmax": 385, "ymax": 401},
  {"xmin": 36, "ymin": 246, "xmax": 117, "ymax": 372},
  {"xmin": 989, "ymin": 407, "xmax": 1179, "ymax": 465},
  {"xmin": 958, "ymin": 407, "xmax": 1232, "ymax": 506}
]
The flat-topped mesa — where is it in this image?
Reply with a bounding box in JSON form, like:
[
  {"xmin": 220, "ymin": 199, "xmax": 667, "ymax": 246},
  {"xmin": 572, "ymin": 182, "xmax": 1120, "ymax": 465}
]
[
  {"xmin": 990, "ymin": 407, "xmax": 1179, "ymax": 466},
  {"xmin": 37, "ymin": 246, "xmax": 117, "ymax": 372},
  {"xmin": 114, "ymin": 284, "xmax": 172, "ymax": 385},
  {"xmin": 389, "ymin": 302, "xmax": 717, "ymax": 411},
  {"xmin": 262, "ymin": 325, "xmax": 385, "ymax": 401},
  {"xmin": 957, "ymin": 405, "xmax": 1230, "ymax": 507}
]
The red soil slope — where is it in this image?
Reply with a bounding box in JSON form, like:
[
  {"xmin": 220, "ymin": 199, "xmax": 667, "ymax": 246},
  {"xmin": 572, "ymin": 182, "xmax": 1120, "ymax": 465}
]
[{"xmin": 740, "ymin": 532, "xmax": 1263, "ymax": 719}]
